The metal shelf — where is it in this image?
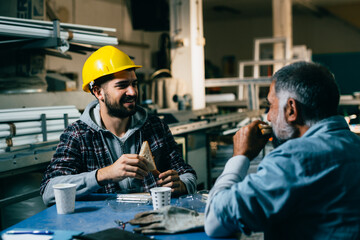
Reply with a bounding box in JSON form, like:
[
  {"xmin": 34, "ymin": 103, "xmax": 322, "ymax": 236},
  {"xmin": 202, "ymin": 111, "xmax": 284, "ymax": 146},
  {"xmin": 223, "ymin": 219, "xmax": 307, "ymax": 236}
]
[
  {"xmin": 0, "ymin": 16, "xmax": 117, "ymax": 53},
  {"xmin": 169, "ymin": 110, "xmax": 264, "ymax": 135},
  {"xmin": 0, "ymin": 141, "xmax": 57, "ymax": 177}
]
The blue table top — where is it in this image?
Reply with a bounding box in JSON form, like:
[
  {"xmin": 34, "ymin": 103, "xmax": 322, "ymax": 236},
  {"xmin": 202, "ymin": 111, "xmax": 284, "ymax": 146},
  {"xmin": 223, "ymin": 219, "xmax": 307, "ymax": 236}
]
[{"xmin": 1, "ymin": 194, "xmax": 235, "ymax": 240}]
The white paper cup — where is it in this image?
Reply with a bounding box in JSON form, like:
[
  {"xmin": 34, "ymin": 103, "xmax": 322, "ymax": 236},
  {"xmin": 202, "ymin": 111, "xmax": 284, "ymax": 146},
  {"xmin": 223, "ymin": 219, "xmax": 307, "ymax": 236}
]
[
  {"xmin": 53, "ymin": 183, "xmax": 77, "ymax": 214},
  {"xmin": 150, "ymin": 187, "xmax": 171, "ymax": 210}
]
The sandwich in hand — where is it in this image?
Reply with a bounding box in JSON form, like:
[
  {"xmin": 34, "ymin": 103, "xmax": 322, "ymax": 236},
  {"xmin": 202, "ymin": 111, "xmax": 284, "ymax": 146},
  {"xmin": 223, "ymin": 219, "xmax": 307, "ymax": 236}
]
[
  {"xmin": 139, "ymin": 141, "xmax": 158, "ymax": 174},
  {"xmin": 258, "ymin": 123, "xmax": 272, "ymax": 137}
]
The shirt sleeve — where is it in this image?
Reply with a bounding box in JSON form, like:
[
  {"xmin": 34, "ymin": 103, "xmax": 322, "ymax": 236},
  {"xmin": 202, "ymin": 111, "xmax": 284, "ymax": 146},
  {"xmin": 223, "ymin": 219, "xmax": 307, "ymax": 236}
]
[
  {"xmin": 205, "ymin": 151, "xmax": 298, "ymax": 237},
  {"xmin": 42, "ymin": 170, "xmax": 101, "ymax": 206},
  {"xmin": 40, "ymin": 125, "xmax": 102, "ymax": 205},
  {"xmin": 205, "ymin": 155, "xmax": 250, "ymax": 237},
  {"xmin": 179, "ymin": 172, "xmax": 197, "ymax": 194}
]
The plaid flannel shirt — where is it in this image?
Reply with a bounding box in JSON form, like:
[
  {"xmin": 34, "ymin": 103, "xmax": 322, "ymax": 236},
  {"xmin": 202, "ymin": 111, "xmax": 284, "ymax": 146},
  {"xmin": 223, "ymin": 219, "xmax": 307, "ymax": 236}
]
[{"xmin": 40, "ymin": 114, "xmax": 196, "ymax": 195}]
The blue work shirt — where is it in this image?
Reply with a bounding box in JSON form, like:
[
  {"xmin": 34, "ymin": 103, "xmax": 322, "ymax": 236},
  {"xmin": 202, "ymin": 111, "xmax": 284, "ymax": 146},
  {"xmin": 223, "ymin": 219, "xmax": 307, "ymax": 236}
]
[{"xmin": 205, "ymin": 115, "xmax": 360, "ymax": 239}]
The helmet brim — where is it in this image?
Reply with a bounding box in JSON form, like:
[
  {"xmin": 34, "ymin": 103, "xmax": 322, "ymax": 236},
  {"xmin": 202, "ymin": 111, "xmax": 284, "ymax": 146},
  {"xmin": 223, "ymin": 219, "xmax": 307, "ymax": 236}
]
[{"xmin": 82, "ymin": 65, "xmax": 142, "ymax": 92}]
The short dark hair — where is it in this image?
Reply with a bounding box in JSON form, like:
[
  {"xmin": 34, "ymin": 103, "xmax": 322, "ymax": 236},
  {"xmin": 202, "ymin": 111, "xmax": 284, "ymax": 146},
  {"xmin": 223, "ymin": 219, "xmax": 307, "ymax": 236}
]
[
  {"xmin": 92, "ymin": 74, "xmax": 115, "ymax": 89},
  {"xmin": 272, "ymin": 61, "xmax": 340, "ymax": 125},
  {"xmin": 90, "ymin": 68, "xmax": 136, "ymax": 94}
]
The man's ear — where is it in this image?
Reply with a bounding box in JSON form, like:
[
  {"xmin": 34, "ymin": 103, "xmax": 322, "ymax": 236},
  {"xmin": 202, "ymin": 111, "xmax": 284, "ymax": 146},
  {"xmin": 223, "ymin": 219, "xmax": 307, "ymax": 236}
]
[
  {"xmin": 92, "ymin": 86, "xmax": 105, "ymax": 102},
  {"xmin": 285, "ymin": 98, "xmax": 298, "ymax": 123}
]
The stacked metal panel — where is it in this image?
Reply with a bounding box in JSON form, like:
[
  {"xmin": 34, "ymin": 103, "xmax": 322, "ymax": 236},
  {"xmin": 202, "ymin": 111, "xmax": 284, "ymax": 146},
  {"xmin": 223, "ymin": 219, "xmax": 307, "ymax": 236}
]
[
  {"xmin": 0, "ymin": 106, "xmax": 81, "ymax": 154},
  {"xmin": 0, "ymin": 16, "xmax": 118, "ymax": 50}
]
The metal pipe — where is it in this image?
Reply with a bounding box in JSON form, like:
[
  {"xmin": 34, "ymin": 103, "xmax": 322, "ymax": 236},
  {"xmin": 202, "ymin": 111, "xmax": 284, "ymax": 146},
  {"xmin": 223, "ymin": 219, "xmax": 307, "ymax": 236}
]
[
  {"xmin": 0, "ymin": 110, "xmax": 80, "ymax": 122},
  {"xmin": 0, "ymin": 23, "xmax": 118, "ymax": 46},
  {"xmin": 0, "ymin": 123, "xmax": 74, "ymax": 137},
  {"xmin": 0, "ymin": 105, "xmax": 78, "ymax": 113},
  {"xmin": 0, "ymin": 15, "xmax": 116, "ymax": 33},
  {"xmin": 0, "ymin": 106, "xmax": 80, "ymax": 152},
  {"xmin": 0, "ymin": 118, "xmax": 78, "ymax": 131},
  {"xmin": 0, "ymin": 132, "xmax": 62, "ymax": 148}
]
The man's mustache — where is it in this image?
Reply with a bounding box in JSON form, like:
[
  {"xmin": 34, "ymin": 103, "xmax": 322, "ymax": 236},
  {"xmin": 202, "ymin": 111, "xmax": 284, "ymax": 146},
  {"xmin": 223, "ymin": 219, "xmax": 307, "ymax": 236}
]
[{"xmin": 121, "ymin": 96, "xmax": 137, "ymax": 103}]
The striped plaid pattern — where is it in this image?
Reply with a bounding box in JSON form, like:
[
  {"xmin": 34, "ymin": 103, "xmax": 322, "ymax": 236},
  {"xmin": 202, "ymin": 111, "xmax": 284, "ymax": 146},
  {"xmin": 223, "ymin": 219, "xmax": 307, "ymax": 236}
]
[{"xmin": 40, "ymin": 114, "xmax": 196, "ymax": 195}]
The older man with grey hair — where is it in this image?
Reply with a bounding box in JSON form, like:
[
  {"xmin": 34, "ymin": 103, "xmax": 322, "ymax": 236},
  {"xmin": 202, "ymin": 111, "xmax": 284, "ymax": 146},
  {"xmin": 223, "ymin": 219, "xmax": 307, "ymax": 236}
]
[{"xmin": 205, "ymin": 61, "xmax": 360, "ymax": 239}]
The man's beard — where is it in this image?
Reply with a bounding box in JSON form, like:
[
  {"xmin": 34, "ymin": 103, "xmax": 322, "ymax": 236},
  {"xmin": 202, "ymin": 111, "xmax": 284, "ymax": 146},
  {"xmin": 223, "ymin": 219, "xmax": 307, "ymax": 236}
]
[
  {"xmin": 104, "ymin": 92, "xmax": 137, "ymax": 118},
  {"xmin": 271, "ymin": 108, "xmax": 299, "ymax": 148}
]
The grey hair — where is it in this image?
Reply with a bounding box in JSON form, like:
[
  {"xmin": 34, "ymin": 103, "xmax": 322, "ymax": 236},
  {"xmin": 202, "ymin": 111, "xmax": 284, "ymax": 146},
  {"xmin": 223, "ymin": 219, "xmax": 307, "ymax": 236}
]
[
  {"xmin": 276, "ymin": 90, "xmax": 318, "ymax": 127},
  {"xmin": 273, "ymin": 61, "xmax": 340, "ymax": 127}
]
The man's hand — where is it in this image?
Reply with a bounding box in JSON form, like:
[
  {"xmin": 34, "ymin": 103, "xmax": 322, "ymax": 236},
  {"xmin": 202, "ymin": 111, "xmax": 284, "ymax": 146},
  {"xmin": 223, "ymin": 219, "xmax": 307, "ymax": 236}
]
[
  {"xmin": 156, "ymin": 170, "xmax": 187, "ymax": 196},
  {"xmin": 96, "ymin": 154, "xmax": 148, "ymax": 185},
  {"xmin": 233, "ymin": 120, "xmax": 269, "ymax": 160}
]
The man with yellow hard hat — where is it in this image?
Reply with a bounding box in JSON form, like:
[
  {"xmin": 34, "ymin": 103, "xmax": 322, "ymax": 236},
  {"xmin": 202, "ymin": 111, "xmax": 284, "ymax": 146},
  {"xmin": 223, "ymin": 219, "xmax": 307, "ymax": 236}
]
[{"xmin": 40, "ymin": 46, "xmax": 197, "ymax": 205}]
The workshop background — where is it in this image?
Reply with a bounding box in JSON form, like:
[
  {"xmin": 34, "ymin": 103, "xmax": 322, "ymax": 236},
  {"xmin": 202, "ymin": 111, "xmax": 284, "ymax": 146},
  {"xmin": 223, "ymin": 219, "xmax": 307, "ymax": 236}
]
[{"xmin": 0, "ymin": 0, "xmax": 360, "ymax": 231}]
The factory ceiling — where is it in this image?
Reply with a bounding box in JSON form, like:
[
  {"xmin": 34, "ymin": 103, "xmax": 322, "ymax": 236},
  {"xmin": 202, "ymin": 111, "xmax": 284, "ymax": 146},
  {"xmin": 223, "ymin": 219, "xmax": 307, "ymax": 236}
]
[{"xmin": 203, "ymin": 0, "xmax": 360, "ymax": 30}]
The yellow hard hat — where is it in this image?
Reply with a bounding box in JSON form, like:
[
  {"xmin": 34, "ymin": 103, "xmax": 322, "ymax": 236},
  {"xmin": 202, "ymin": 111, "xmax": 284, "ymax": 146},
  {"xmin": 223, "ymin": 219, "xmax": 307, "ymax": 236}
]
[{"xmin": 82, "ymin": 46, "xmax": 142, "ymax": 92}]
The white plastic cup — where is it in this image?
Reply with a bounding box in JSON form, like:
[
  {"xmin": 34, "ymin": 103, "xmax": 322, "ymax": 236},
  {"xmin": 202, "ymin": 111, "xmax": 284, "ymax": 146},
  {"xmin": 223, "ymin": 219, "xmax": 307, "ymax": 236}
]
[
  {"xmin": 53, "ymin": 183, "xmax": 77, "ymax": 214},
  {"xmin": 150, "ymin": 187, "xmax": 171, "ymax": 210}
]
